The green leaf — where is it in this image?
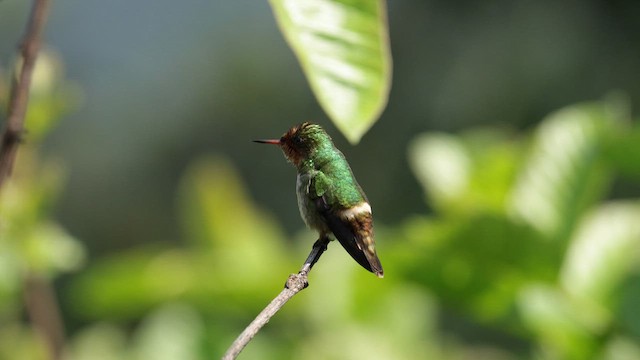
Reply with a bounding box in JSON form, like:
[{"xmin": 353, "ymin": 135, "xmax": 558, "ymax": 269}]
[
  {"xmin": 518, "ymin": 284, "xmax": 608, "ymax": 359},
  {"xmin": 409, "ymin": 133, "xmax": 471, "ymax": 211},
  {"xmin": 25, "ymin": 49, "xmax": 82, "ymax": 142},
  {"xmin": 25, "ymin": 221, "xmax": 85, "ymax": 275},
  {"xmin": 409, "ymin": 129, "xmax": 521, "ymax": 214},
  {"xmin": 269, "ymin": 0, "xmax": 392, "ymax": 143},
  {"xmin": 560, "ymin": 201, "xmax": 640, "ymax": 305},
  {"xmin": 508, "ymin": 103, "xmax": 613, "ymax": 242},
  {"xmin": 603, "ymin": 125, "xmax": 640, "ymax": 179}
]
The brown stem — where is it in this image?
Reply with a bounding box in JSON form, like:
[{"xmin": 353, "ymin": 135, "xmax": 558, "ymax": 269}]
[
  {"xmin": 1, "ymin": 2, "xmax": 63, "ymax": 359},
  {"xmin": 24, "ymin": 274, "xmax": 66, "ymax": 360},
  {"xmin": 0, "ymin": 0, "xmax": 51, "ymax": 191},
  {"xmin": 222, "ymin": 236, "xmax": 331, "ymax": 360}
]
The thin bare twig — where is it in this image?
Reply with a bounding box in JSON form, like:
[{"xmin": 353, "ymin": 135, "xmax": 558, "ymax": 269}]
[
  {"xmin": 0, "ymin": 0, "xmax": 51, "ymax": 191},
  {"xmin": 222, "ymin": 237, "xmax": 330, "ymax": 360}
]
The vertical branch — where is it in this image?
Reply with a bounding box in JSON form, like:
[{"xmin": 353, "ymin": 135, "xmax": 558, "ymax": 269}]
[
  {"xmin": 0, "ymin": 0, "xmax": 52, "ymax": 191},
  {"xmin": 24, "ymin": 274, "xmax": 66, "ymax": 360},
  {"xmin": 0, "ymin": 2, "xmax": 64, "ymax": 360}
]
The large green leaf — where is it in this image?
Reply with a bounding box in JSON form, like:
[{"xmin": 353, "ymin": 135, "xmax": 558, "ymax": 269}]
[
  {"xmin": 269, "ymin": 0, "xmax": 392, "ymax": 143},
  {"xmin": 508, "ymin": 103, "xmax": 614, "ymax": 243}
]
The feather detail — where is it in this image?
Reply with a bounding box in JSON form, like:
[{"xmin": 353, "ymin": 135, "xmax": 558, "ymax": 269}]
[{"xmin": 319, "ymin": 199, "xmax": 384, "ymax": 277}]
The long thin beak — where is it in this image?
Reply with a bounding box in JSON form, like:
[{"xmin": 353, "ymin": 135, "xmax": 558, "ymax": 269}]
[{"xmin": 253, "ymin": 139, "xmax": 281, "ymax": 145}]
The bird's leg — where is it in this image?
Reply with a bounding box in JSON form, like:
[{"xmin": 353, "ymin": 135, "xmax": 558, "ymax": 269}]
[
  {"xmin": 300, "ymin": 235, "xmax": 330, "ymax": 275},
  {"xmin": 285, "ymin": 235, "xmax": 330, "ymax": 290}
]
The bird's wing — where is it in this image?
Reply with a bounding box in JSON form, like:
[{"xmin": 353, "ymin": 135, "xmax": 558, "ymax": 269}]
[{"xmin": 310, "ymin": 173, "xmax": 383, "ymax": 277}]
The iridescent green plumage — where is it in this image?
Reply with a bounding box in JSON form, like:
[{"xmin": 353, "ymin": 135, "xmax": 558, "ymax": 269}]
[{"xmin": 255, "ymin": 123, "xmax": 383, "ymax": 277}]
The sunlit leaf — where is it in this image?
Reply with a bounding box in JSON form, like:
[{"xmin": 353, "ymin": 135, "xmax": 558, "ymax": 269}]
[
  {"xmin": 518, "ymin": 284, "xmax": 608, "ymax": 359},
  {"xmin": 0, "ymin": 148, "xmax": 83, "ymax": 278},
  {"xmin": 409, "ymin": 133, "xmax": 471, "ymax": 211},
  {"xmin": 269, "ymin": 0, "xmax": 392, "ymax": 143},
  {"xmin": 409, "ymin": 130, "xmax": 521, "ymax": 213},
  {"xmin": 24, "ymin": 49, "xmax": 82, "ymax": 142},
  {"xmin": 26, "ymin": 221, "xmax": 85, "ymax": 274},
  {"xmin": 560, "ymin": 201, "xmax": 640, "ymax": 304},
  {"xmin": 508, "ymin": 103, "xmax": 614, "ymax": 242}
]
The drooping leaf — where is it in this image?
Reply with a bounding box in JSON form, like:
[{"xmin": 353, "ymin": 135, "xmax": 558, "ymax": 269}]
[{"xmin": 269, "ymin": 0, "xmax": 392, "ymax": 143}]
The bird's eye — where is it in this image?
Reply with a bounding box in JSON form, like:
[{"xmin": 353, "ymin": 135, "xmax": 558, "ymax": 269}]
[{"xmin": 293, "ymin": 136, "xmax": 303, "ymax": 145}]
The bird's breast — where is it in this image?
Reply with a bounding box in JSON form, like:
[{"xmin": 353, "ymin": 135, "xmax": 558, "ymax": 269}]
[{"xmin": 296, "ymin": 172, "xmax": 326, "ymax": 232}]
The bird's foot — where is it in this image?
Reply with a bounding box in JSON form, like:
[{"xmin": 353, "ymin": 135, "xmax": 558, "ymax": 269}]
[{"xmin": 285, "ymin": 272, "xmax": 309, "ymax": 290}]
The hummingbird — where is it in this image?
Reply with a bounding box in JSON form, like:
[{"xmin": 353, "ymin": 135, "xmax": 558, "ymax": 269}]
[{"xmin": 254, "ymin": 122, "xmax": 383, "ymax": 278}]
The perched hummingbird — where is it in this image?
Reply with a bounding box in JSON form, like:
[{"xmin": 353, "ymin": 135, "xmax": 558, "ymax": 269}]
[{"xmin": 254, "ymin": 122, "xmax": 383, "ymax": 278}]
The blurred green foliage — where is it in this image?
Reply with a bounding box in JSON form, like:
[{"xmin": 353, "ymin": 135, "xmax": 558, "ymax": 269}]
[
  {"xmin": 3, "ymin": 49, "xmax": 640, "ymax": 359},
  {"xmin": 0, "ymin": 51, "xmax": 84, "ymax": 360},
  {"xmin": 63, "ymin": 97, "xmax": 640, "ymax": 360},
  {"xmin": 2, "ymin": 2, "xmax": 640, "ymax": 359}
]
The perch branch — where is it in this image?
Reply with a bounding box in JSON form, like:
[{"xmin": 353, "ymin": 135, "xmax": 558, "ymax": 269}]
[
  {"xmin": 0, "ymin": 0, "xmax": 51, "ymax": 191},
  {"xmin": 222, "ymin": 236, "xmax": 330, "ymax": 360}
]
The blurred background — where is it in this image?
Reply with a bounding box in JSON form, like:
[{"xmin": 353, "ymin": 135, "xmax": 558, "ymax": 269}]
[{"xmin": 1, "ymin": 0, "xmax": 640, "ymax": 359}]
